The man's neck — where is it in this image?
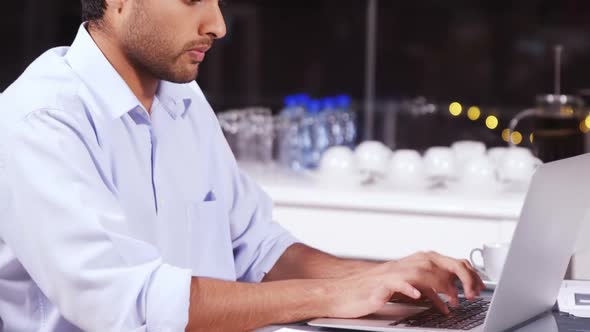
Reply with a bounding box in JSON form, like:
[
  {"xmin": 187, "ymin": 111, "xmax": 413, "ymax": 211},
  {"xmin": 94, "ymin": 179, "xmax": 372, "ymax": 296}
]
[{"xmin": 88, "ymin": 26, "xmax": 158, "ymax": 113}]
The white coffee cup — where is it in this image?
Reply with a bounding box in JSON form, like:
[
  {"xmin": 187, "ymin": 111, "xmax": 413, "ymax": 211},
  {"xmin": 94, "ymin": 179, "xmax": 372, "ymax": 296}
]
[
  {"xmin": 316, "ymin": 146, "xmax": 364, "ymax": 186},
  {"xmin": 470, "ymin": 243, "xmax": 510, "ymax": 281},
  {"xmin": 460, "ymin": 155, "xmax": 498, "ymax": 187},
  {"xmin": 388, "ymin": 150, "xmax": 426, "ymax": 189},
  {"xmin": 487, "ymin": 147, "xmax": 508, "ymax": 167},
  {"xmin": 319, "ymin": 146, "xmax": 356, "ymax": 175},
  {"xmin": 354, "ymin": 141, "xmax": 392, "ymax": 176},
  {"xmin": 423, "ymin": 147, "xmax": 456, "ymax": 180},
  {"xmin": 497, "ymin": 147, "xmax": 542, "ymax": 184},
  {"xmin": 452, "ymin": 141, "xmax": 487, "ymax": 168}
]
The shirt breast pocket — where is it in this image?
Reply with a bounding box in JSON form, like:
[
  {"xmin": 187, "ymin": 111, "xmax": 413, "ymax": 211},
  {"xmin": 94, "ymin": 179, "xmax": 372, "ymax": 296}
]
[{"xmin": 186, "ymin": 199, "xmax": 236, "ymax": 281}]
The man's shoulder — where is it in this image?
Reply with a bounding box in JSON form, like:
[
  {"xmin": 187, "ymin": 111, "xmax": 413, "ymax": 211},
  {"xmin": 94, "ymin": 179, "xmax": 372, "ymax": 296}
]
[
  {"xmin": 0, "ymin": 46, "xmax": 88, "ymax": 127},
  {"xmin": 180, "ymin": 81, "xmax": 220, "ymax": 125},
  {"xmin": 0, "ymin": 47, "xmax": 100, "ymax": 151}
]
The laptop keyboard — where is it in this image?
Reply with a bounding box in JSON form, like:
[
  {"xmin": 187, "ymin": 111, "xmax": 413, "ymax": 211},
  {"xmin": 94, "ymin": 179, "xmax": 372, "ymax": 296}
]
[{"xmin": 390, "ymin": 298, "xmax": 490, "ymax": 330}]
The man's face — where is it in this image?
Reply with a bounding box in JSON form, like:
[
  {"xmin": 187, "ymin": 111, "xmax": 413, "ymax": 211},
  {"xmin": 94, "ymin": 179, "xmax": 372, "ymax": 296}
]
[{"xmin": 119, "ymin": 0, "xmax": 226, "ymax": 83}]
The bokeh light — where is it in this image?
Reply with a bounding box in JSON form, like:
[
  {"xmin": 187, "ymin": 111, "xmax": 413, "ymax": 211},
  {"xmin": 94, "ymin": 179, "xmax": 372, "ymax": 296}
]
[
  {"xmin": 511, "ymin": 131, "xmax": 523, "ymax": 145},
  {"xmin": 467, "ymin": 106, "xmax": 481, "ymax": 121},
  {"xmin": 485, "ymin": 115, "xmax": 499, "ymax": 130},
  {"xmin": 449, "ymin": 102, "xmax": 463, "ymax": 116}
]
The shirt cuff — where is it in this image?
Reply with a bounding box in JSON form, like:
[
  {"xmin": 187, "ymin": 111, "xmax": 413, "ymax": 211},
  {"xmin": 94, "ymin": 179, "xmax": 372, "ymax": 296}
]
[
  {"xmin": 247, "ymin": 234, "xmax": 300, "ymax": 283},
  {"xmin": 146, "ymin": 264, "xmax": 192, "ymax": 332}
]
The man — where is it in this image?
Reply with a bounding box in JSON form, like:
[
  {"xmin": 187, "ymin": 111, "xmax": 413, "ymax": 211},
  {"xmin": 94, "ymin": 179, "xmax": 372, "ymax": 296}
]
[{"xmin": 0, "ymin": 0, "xmax": 484, "ymax": 331}]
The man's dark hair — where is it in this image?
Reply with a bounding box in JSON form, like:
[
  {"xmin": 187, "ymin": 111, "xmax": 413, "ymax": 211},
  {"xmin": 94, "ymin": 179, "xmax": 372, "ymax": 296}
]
[{"xmin": 81, "ymin": 0, "xmax": 107, "ymax": 22}]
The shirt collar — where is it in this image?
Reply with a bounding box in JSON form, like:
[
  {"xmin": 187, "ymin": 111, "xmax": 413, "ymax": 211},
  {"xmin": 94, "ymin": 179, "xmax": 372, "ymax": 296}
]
[
  {"xmin": 65, "ymin": 23, "xmax": 193, "ymax": 120},
  {"xmin": 156, "ymin": 81, "xmax": 193, "ymax": 119},
  {"xmin": 65, "ymin": 24, "xmax": 140, "ymax": 120}
]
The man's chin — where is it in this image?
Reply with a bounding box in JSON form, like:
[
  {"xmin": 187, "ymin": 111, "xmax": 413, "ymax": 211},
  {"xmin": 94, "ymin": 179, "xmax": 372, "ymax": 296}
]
[{"xmin": 165, "ymin": 68, "xmax": 199, "ymax": 84}]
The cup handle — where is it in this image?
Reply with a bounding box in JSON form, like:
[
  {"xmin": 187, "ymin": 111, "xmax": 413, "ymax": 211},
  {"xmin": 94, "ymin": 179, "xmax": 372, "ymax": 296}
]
[{"xmin": 469, "ymin": 248, "xmax": 485, "ymax": 273}]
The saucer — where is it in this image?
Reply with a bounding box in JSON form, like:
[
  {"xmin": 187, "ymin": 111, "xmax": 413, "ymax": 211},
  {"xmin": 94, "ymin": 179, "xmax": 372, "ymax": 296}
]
[
  {"xmin": 387, "ymin": 178, "xmax": 435, "ymax": 191},
  {"xmin": 482, "ymin": 279, "xmax": 498, "ymax": 291},
  {"xmin": 456, "ymin": 271, "xmax": 498, "ymax": 291},
  {"xmin": 478, "ymin": 271, "xmax": 498, "ymax": 290},
  {"xmin": 445, "ymin": 180, "xmax": 505, "ymax": 195},
  {"xmin": 307, "ymin": 170, "xmax": 368, "ymax": 188}
]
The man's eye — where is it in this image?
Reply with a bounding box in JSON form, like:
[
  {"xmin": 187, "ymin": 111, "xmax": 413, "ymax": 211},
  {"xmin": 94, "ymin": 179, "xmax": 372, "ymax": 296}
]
[{"xmin": 186, "ymin": 0, "xmax": 226, "ymax": 7}]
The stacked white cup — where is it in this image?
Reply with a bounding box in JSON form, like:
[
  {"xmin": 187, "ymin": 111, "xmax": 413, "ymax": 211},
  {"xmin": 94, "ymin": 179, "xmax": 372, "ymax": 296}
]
[
  {"xmin": 387, "ymin": 149, "xmax": 427, "ymax": 189},
  {"xmin": 497, "ymin": 147, "xmax": 542, "ymax": 185},
  {"xmin": 316, "ymin": 140, "xmax": 541, "ymax": 192},
  {"xmin": 354, "ymin": 141, "xmax": 392, "ymax": 177},
  {"xmin": 423, "ymin": 146, "xmax": 456, "ymax": 181}
]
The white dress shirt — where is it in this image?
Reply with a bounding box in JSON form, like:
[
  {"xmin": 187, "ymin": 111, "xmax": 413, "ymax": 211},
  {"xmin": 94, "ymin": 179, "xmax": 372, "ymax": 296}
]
[{"xmin": 0, "ymin": 24, "xmax": 298, "ymax": 332}]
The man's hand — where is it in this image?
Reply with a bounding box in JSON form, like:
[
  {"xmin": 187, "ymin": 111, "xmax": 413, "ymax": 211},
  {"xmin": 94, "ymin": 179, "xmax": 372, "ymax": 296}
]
[
  {"xmin": 183, "ymin": 250, "xmax": 485, "ymax": 331},
  {"xmin": 323, "ymin": 252, "xmax": 486, "ymax": 319}
]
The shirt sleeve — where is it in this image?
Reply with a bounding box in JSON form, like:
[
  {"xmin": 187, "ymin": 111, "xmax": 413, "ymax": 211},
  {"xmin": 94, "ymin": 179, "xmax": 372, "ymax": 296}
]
[
  {"xmin": 0, "ymin": 109, "xmax": 191, "ymax": 332},
  {"xmin": 188, "ymin": 81, "xmax": 300, "ymax": 283},
  {"xmin": 206, "ymin": 112, "xmax": 299, "ymax": 283},
  {"xmin": 230, "ymin": 171, "xmax": 300, "ymax": 283}
]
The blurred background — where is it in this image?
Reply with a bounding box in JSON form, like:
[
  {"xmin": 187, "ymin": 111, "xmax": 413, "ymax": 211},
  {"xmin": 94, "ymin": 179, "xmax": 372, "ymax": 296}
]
[
  {"xmin": 3, "ymin": 0, "xmax": 590, "ymax": 278},
  {"xmin": 3, "ymin": 0, "xmax": 590, "ymax": 150}
]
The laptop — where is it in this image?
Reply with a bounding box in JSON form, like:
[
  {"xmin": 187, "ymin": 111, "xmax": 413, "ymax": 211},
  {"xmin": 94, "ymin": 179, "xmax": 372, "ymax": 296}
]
[{"xmin": 309, "ymin": 153, "xmax": 590, "ymax": 331}]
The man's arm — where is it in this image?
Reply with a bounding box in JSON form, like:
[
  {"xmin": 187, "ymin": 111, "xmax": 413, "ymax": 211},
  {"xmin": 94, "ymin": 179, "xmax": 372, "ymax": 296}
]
[
  {"xmin": 0, "ymin": 110, "xmax": 192, "ymax": 331},
  {"xmin": 185, "ymin": 251, "xmax": 486, "ymax": 331},
  {"xmin": 264, "ymin": 243, "xmax": 381, "ymax": 281},
  {"xmin": 185, "ymin": 277, "xmax": 331, "ymax": 332}
]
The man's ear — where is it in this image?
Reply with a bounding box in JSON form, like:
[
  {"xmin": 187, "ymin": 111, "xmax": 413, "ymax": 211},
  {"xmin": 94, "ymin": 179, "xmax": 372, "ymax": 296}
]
[
  {"xmin": 105, "ymin": 0, "xmax": 129, "ymax": 14},
  {"xmin": 103, "ymin": 0, "xmax": 132, "ymax": 28}
]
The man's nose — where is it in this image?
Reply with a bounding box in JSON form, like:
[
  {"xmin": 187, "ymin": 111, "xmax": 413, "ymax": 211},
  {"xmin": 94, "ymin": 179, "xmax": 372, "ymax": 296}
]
[{"xmin": 200, "ymin": 2, "xmax": 227, "ymax": 40}]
